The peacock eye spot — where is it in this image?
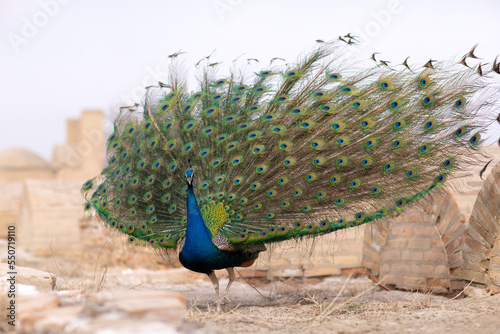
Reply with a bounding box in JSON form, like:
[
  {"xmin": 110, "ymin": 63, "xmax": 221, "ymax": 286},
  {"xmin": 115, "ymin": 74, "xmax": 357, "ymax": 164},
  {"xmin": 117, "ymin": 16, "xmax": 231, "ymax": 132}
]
[
  {"xmin": 420, "ymin": 79, "xmax": 427, "ymax": 86},
  {"xmin": 391, "ymin": 102, "xmax": 398, "ymax": 108}
]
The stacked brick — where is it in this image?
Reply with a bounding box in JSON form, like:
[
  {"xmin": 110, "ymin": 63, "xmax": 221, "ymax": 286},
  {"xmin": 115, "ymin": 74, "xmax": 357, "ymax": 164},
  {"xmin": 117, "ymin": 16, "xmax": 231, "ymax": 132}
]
[{"xmin": 363, "ymin": 162, "xmax": 500, "ymax": 294}]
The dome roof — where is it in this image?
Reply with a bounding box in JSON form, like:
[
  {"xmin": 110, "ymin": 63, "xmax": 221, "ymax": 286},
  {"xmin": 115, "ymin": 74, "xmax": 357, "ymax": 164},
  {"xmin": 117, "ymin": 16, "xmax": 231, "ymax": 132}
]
[{"xmin": 0, "ymin": 147, "xmax": 53, "ymax": 170}]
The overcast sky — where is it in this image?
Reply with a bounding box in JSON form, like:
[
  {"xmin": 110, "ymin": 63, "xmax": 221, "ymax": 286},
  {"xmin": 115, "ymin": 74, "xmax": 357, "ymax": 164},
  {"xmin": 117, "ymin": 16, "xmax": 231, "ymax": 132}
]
[{"xmin": 1, "ymin": 0, "xmax": 499, "ymax": 160}]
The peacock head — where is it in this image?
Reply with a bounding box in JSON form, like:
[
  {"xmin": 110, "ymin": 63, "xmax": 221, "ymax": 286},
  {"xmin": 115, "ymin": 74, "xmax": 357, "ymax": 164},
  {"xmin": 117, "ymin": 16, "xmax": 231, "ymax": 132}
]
[
  {"xmin": 185, "ymin": 159, "xmax": 195, "ymax": 185},
  {"xmin": 185, "ymin": 169, "xmax": 194, "ymax": 185}
]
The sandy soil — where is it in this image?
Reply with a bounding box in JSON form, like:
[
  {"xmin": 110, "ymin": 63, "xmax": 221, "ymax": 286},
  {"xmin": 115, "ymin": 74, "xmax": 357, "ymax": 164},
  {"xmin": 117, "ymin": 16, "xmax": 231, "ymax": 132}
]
[{"xmin": 14, "ymin": 246, "xmax": 500, "ymax": 334}]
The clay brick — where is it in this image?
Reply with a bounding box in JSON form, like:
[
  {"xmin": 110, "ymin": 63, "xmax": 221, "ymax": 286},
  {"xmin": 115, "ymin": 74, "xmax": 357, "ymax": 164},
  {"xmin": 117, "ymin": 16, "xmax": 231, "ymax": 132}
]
[
  {"xmin": 363, "ymin": 247, "xmax": 381, "ymax": 263},
  {"xmin": 408, "ymin": 238, "xmax": 431, "ymax": 250},
  {"xmin": 459, "ymin": 269, "xmax": 488, "ymax": 284},
  {"xmin": 381, "ymin": 249, "xmax": 401, "ymax": 261},
  {"xmin": 467, "ymin": 224, "xmax": 491, "ymax": 249},
  {"xmin": 464, "ymin": 236, "xmax": 490, "ymax": 259},
  {"xmin": 401, "ymin": 249, "xmax": 424, "ymax": 261},
  {"xmin": 238, "ymin": 269, "xmax": 268, "ymax": 278},
  {"xmin": 468, "ymin": 217, "xmax": 495, "ymax": 246},
  {"xmin": 386, "ymin": 238, "xmax": 408, "ymax": 248},
  {"xmin": 445, "ymin": 232, "xmax": 466, "ymax": 255},
  {"xmin": 403, "ymin": 276, "xmax": 426, "ymax": 288},
  {"xmin": 471, "ymin": 199, "xmax": 500, "ymax": 236},
  {"xmin": 381, "ymin": 274, "xmax": 401, "ymax": 286},
  {"xmin": 432, "ymin": 239, "xmax": 444, "ymax": 249},
  {"xmin": 441, "ymin": 213, "xmax": 466, "ymax": 244},
  {"xmin": 341, "ymin": 267, "xmax": 368, "ymax": 276},
  {"xmin": 450, "ymin": 280, "xmax": 466, "ymax": 291},
  {"xmin": 427, "ymin": 278, "xmax": 450, "ymax": 289},
  {"xmin": 332, "ymin": 255, "xmax": 360, "ymax": 266},
  {"xmin": 434, "ymin": 265, "xmax": 448, "ymax": 275},
  {"xmin": 392, "ymin": 264, "xmax": 411, "ymax": 273},
  {"xmin": 424, "ymin": 251, "xmax": 445, "ymax": 262},
  {"xmin": 414, "ymin": 226, "xmax": 436, "ymax": 236},
  {"xmin": 392, "ymin": 226, "xmax": 413, "ymax": 236},
  {"xmin": 448, "ymin": 251, "xmax": 463, "ymax": 268},
  {"xmin": 304, "ymin": 267, "xmax": 341, "ymax": 277},
  {"xmin": 400, "ymin": 212, "xmax": 425, "ymax": 224},
  {"xmin": 411, "ymin": 264, "xmax": 434, "ymax": 275},
  {"xmin": 449, "ymin": 267, "xmax": 461, "ymax": 278},
  {"xmin": 361, "ymin": 260, "xmax": 379, "ymax": 275}
]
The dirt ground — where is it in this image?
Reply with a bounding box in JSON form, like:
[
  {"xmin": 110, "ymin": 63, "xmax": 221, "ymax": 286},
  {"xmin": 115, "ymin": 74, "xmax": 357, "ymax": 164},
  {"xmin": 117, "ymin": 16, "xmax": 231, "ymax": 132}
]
[{"xmin": 13, "ymin": 244, "xmax": 500, "ymax": 334}]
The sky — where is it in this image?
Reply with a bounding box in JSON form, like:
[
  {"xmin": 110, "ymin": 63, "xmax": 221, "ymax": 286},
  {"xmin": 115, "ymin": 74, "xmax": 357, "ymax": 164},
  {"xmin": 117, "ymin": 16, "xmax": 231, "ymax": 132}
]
[{"xmin": 1, "ymin": 0, "xmax": 500, "ymax": 161}]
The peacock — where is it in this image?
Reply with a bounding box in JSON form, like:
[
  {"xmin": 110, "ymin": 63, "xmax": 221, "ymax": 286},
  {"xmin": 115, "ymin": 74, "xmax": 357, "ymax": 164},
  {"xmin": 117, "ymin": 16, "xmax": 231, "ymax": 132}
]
[{"xmin": 82, "ymin": 39, "xmax": 500, "ymax": 310}]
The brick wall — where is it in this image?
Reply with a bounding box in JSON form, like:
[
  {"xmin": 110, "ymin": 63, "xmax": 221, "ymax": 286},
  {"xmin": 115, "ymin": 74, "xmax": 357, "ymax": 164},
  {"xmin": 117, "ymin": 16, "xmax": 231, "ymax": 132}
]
[{"xmin": 363, "ymin": 162, "xmax": 500, "ymax": 294}]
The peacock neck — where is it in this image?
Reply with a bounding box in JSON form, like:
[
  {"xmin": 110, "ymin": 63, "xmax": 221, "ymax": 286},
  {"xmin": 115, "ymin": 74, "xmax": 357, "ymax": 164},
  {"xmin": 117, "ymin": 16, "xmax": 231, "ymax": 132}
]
[{"xmin": 184, "ymin": 183, "xmax": 214, "ymax": 249}]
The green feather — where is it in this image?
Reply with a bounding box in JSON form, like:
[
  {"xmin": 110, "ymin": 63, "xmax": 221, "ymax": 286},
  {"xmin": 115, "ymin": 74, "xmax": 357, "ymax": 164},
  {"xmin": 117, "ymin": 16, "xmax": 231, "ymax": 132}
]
[{"xmin": 83, "ymin": 40, "xmax": 496, "ymax": 250}]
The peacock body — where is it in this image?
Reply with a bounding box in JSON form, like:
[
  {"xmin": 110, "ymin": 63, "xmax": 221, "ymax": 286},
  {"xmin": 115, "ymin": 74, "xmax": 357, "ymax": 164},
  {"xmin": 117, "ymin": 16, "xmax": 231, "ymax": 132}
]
[{"xmin": 82, "ymin": 40, "xmax": 499, "ymax": 309}]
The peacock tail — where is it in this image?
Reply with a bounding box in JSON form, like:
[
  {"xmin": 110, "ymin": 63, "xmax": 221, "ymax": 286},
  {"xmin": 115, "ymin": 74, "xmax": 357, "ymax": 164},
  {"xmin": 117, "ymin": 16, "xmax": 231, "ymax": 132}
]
[{"xmin": 82, "ymin": 40, "xmax": 498, "ymax": 251}]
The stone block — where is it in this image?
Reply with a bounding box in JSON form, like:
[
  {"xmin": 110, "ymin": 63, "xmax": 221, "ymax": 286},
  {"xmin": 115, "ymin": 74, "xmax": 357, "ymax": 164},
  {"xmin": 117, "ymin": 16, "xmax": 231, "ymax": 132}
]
[
  {"xmin": 0, "ymin": 264, "xmax": 56, "ymax": 290},
  {"xmin": 20, "ymin": 305, "xmax": 84, "ymax": 332},
  {"xmin": 18, "ymin": 292, "xmax": 60, "ymax": 322},
  {"xmin": 464, "ymin": 285, "xmax": 491, "ymax": 298},
  {"xmin": 95, "ymin": 290, "xmax": 185, "ymax": 322}
]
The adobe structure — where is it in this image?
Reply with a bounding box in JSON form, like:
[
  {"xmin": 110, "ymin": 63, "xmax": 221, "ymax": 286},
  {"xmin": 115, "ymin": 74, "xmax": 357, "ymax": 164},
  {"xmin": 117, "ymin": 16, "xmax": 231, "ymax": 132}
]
[{"xmin": 0, "ymin": 110, "xmax": 104, "ymax": 250}]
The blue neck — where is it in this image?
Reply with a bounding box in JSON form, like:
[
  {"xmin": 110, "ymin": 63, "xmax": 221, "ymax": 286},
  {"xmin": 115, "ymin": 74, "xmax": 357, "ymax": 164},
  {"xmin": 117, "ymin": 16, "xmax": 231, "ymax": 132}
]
[{"xmin": 184, "ymin": 184, "xmax": 214, "ymax": 250}]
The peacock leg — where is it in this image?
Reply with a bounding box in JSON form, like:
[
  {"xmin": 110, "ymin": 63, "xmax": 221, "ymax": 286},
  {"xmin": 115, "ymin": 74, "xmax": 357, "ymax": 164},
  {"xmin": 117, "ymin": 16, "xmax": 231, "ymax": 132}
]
[
  {"xmin": 221, "ymin": 267, "xmax": 235, "ymax": 302},
  {"xmin": 207, "ymin": 271, "xmax": 221, "ymax": 311}
]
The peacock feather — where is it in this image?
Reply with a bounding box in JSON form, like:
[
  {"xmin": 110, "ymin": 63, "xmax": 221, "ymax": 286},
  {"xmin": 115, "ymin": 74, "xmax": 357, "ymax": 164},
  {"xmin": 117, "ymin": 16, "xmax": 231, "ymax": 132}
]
[{"xmin": 82, "ymin": 39, "xmax": 499, "ymax": 309}]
